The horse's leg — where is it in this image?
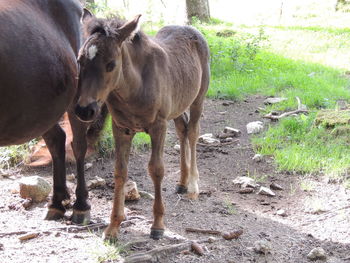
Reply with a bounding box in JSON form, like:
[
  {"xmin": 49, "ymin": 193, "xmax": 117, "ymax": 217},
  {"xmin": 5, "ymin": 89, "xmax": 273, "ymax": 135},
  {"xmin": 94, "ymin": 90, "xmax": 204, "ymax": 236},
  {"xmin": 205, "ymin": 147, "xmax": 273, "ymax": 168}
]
[
  {"xmin": 186, "ymin": 64, "xmax": 209, "ymax": 200},
  {"xmin": 103, "ymin": 124, "xmax": 134, "ymax": 240},
  {"xmin": 173, "ymin": 113, "xmax": 190, "ymax": 194},
  {"xmin": 68, "ymin": 111, "xmax": 91, "ymax": 224},
  {"xmin": 148, "ymin": 120, "xmax": 167, "ymax": 240},
  {"xmin": 43, "ymin": 124, "xmax": 69, "ymax": 220}
]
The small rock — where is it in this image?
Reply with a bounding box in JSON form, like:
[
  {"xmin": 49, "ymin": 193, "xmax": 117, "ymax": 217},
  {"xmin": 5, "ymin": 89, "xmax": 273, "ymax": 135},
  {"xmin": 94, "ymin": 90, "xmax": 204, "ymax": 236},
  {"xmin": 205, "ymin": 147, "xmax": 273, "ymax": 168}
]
[
  {"xmin": 232, "ymin": 176, "xmax": 258, "ymax": 188},
  {"xmin": 252, "ymin": 154, "xmax": 263, "ymax": 162},
  {"xmin": 222, "ymin": 137, "xmax": 234, "ymax": 143},
  {"xmin": 67, "ymin": 173, "xmax": 75, "ymax": 182},
  {"xmin": 198, "ymin": 133, "xmax": 220, "ymax": 144},
  {"xmin": 222, "ymin": 229, "xmax": 243, "ymax": 240},
  {"xmin": 207, "ymin": 236, "xmax": 216, "ymax": 243},
  {"xmin": 270, "ymin": 182, "xmax": 284, "ymax": 190},
  {"xmin": 264, "ymin": 97, "xmax": 287, "ymax": 105},
  {"xmin": 223, "ymin": 127, "xmax": 241, "ymax": 137},
  {"xmin": 253, "ymin": 240, "xmax": 272, "ymax": 254},
  {"xmin": 246, "ymin": 121, "xmax": 264, "ymax": 134},
  {"xmin": 21, "ymin": 198, "xmax": 33, "ymax": 209},
  {"xmin": 84, "ymin": 162, "xmax": 93, "ymax": 170},
  {"xmin": 124, "ymin": 180, "xmax": 140, "ymax": 201},
  {"xmin": 307, "ymin": 247, "xmax": 327, "ymax": 260},
  {"xmin": 257, "ymin": 186, "xmax": 275, "ymax": 197},
  {"xmin": 174, "ymin": 144, "xmax": 181, "ymax": 151},
  {"xmin": 19, "ymin": 176, "xmax": 52, "ymax": 202},
  {"xmin": 239, "ymin": 188, "xmax": 254, "ymax": 194},
  {"xmin": 87, "ymin": 176, "xmax": 106, "ymax": 189},
  {"xmin": 139, "ymin": 190, "xmax": 155, "ymax": 200},
  {"xmin": 276, "ymin": 209, "xmax": 287, "ymax": 217}
]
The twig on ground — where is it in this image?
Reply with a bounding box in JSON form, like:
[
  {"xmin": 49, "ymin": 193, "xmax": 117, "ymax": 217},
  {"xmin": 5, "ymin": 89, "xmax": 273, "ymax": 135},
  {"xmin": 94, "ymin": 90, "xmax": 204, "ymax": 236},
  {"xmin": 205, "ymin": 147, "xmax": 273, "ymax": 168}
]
[
  {"xmin": 185, "ymin": 227, "xmax": 222, "ymax": 235},
  {"xmin": 51, "ymin": 222, "xmax": 108, "ymax": 233},
  {"xmin": 263, "ymin": 96, "xmax": 308, "ymax": 120},
  {"xmin": 0, "ymin": 231, "xmax": 28, "ymax": 238}
]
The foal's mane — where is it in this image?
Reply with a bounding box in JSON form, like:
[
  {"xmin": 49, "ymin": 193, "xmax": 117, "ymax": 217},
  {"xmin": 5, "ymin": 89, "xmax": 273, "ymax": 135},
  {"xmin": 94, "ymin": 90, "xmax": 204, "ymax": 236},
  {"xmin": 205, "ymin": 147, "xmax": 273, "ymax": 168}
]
[{"xmin": 85, "ymin": 16, "xmax": 144, "ymax": 43}]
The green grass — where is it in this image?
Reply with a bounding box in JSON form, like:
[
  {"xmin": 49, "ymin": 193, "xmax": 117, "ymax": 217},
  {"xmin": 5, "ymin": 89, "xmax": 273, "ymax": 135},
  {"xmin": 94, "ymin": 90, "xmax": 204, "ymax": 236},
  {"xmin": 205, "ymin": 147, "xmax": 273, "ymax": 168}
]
[{"xmin": 191, "ymin": 21, "xmax": 350, "ymax": 179}]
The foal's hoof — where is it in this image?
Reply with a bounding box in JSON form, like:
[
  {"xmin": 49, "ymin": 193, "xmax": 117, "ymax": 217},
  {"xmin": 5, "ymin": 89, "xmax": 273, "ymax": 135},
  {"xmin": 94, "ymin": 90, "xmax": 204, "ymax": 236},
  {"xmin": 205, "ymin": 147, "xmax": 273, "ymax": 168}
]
[
  {"xmin": 102, "ymin": 226, "xmax": 119, "ymax": 243},
  {"xmin": 45, "ymin": 208, "xmax": 65, "ymax": 221},
  {"xmin": 71, "ymin": 209, "xmax": 91, "ymax": 225},
  {"xmin": 150, "ymin": 228, "xmax": 164, "ymax": 240},
  {"xmin": 175, "ymin": 185, "xmax": 188, "ymax": 194},
  {"xmin": 187, "ymin": 192, "xmax": 199, "ymax": 200}
]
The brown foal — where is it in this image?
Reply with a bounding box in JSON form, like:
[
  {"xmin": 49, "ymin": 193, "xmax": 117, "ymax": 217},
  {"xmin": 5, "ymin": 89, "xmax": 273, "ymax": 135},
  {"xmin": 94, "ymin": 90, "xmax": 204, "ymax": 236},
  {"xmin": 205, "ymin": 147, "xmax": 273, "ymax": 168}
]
[{"xmin": 75, "ymin": 11, "xmax": 210, "ymax": 240}]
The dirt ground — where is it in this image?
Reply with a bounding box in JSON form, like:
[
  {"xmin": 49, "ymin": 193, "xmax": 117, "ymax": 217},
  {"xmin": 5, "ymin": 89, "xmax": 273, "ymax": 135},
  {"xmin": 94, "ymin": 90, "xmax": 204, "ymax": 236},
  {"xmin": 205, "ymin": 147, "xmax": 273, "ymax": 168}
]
[{"xmin": 0, "ymin": 96, "xmax": 349, "ymax": 263}]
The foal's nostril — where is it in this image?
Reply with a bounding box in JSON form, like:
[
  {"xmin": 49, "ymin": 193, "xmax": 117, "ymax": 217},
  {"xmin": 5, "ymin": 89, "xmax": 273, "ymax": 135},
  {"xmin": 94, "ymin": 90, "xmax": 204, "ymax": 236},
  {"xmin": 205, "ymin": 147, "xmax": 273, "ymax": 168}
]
[{"xmin": 74, "ymin": 102, "xmax": 98, "ymax": 122}]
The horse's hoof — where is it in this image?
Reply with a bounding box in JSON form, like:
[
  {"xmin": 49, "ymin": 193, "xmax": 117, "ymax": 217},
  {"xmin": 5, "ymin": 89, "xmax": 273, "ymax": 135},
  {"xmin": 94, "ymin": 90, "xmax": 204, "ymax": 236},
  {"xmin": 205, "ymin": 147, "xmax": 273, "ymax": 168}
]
[
  {"xmin": 175, "ymin": 185, "xmax": 187, "ymax": 194},
  {"xmin": 71, "ymin": 209, "xmax": 91, "ymax": 225},
  {"xmin": 102, "ymin": 226, "xmax": 119, "ymax": 243},
  {"xmin": 150, "ymin": 228, "xmax": 164, "ymax": 240},
  {"xmin": 187, "ymin": 192, "xmax": 199, "ymax": 200},
  {"xmin": 45, "ymin": 208, "xmax": 65, "ymax": 221}
]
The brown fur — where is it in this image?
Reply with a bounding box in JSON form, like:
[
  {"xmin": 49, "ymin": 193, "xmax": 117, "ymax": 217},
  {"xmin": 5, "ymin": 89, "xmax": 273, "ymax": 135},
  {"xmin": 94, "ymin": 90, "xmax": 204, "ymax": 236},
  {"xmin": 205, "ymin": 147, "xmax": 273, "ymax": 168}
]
[
  {"xmin": 77, "ymin": 13, "xmax": 210, "ymax": 240},
  {"xmin": 0, "ymin": 0, "xmax": 92, "ymax": 223}
]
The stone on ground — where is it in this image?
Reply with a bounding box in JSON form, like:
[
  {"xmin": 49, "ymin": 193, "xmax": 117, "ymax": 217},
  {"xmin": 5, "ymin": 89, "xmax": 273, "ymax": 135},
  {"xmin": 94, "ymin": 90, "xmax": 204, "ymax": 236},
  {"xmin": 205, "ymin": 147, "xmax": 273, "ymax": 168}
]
[
  {"xmin": 246, "ymin": 121, "xmax": 264, "ymax": 134},
  {"xmin": 252, "ymin": 154, "xmax": 263, "ymax": 162},
  {"xmin": 198, "ymin": 133, "xmax": 220, "ymax": 144},
  {"xmin": 264, "ymin": 97, "xmax": 287, "ymax": 105},
  {"xmin": 270, "ymin": 182, "xmax": 284, "ymax": 190},
  {"xmin": 87, "ymin": 176, "xmax": 106, "ymax": 189},
  {"xmin": 253, "ymin": 240, "xmax": 272, "ymax": 254},
  {"xmin": 223, "ymin": 126, "xmax": 241, "ymax": 137},
  {"xmin": 125, "ymin": 180, "xmax": 140, "ymax": 201},
  {"xmin": 19, "ymin": 176, "xmax": 52, "ymax": 202},
  {"xmin": 307, "ymin": 247, "xmax": 327, "ymax": 260},
  {"xmin": 232, "ymin": 176, "xmax": 258, "ymax": 188},
  {"xmin": 257, "ymin": 186, "xmax": 276, "ymax": 196}
]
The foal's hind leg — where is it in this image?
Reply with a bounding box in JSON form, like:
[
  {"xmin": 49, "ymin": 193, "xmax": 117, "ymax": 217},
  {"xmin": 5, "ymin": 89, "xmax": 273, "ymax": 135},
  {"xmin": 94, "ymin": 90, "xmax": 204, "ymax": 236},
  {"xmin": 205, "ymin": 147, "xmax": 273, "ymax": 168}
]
[
  {"xmin": 43, "ymin": 124, "xmax": 69, "ymax": 220},
  {"xmin": 174, "ymin": 113, "xmax": 190, "ymax": 194},
  {"xmin": 186, "ymin": 101, "xmax": 203, "ymax": 200},
  {"xmin": 68, "ymin": 111, "xmax": 91, "ymax": 224}
]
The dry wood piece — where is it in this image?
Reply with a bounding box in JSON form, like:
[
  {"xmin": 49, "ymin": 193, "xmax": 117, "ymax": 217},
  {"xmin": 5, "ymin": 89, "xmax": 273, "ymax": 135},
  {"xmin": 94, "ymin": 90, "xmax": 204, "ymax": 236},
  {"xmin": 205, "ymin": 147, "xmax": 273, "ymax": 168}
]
[
  {"xmin": 263, "ymin": 96, "xmax": 308, "ymax": 120},
  {"xmin": 185, "ymin": 227, "xmax": 222, "ymax": 235},
  {"xmin": 125, "ymin": 242, "xmax": 191, "ymax": 263},
  {"xmin": 222, "ymin": 229, "xmax": 243, "ymax": 240},
  {"xmin": 19, "ymin": 232, "xmax": 40, "ymax": 241},
  {"xmin": 238, "ymin": 188, "xmax": 254, "ymax": 194},
  {"xmin": 0, "ymin": 231, "xmax": 28, "ymax": 238},
  {"xmin": 191, "ymin": 242, "xmax": 204, "ymax": 256}
]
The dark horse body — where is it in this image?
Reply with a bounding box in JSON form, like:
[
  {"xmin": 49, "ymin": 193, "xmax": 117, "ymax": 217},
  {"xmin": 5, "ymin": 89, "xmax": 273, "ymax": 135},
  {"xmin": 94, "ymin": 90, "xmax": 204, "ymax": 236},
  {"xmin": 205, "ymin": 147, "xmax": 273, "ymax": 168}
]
[
  {"xmin": 76, "ymin": 13, "xmax": 210, "ymax": 240},
  {"xmin": 0, "ymin": 0, "xmax": 91, "ymax": 223}
]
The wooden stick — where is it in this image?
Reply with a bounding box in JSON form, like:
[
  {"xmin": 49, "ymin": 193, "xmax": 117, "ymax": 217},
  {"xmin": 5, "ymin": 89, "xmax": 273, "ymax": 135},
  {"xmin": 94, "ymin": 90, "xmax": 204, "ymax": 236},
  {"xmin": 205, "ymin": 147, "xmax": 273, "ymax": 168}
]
[
  {"xmin": 185, "ymin": 227, "xmax": 222, "ymax": 235},
  {"xmin": 263, "ymin": 96, "xmax": 308, "ymax": 120}
]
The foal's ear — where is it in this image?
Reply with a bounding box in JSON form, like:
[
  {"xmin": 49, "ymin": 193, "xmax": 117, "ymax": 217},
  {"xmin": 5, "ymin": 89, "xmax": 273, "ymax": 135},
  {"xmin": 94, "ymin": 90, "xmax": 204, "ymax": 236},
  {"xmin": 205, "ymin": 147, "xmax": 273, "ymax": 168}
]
[
  {"xmin": 81, "ymin": 8, "xmax": 94, "ymax": 24},
  {"xmin": 117, "ymin": 14, "xmax": 142, "ymax": 43}
]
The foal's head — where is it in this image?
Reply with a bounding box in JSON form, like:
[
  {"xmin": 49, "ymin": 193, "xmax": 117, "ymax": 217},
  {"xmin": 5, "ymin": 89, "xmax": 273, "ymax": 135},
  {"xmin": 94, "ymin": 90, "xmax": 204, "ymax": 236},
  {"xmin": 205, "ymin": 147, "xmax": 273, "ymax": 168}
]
[{"xmin": 75, "ymin": 10, "xmax": 141, "ymax": 122}]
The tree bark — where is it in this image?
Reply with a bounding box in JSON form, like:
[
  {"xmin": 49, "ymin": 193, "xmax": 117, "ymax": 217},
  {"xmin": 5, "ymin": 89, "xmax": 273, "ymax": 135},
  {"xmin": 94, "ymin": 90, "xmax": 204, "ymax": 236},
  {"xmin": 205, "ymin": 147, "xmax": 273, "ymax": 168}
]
[{"xmin": 186, "ymin": 0, "xmax": 210, "ymax": 23}]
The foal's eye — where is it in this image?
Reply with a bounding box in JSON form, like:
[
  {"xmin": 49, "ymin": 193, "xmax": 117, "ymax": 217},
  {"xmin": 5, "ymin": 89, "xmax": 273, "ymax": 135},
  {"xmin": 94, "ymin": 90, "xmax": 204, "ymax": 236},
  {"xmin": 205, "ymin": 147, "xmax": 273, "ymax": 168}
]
[{"xmin": 106, "ymin": 61, "xmax": 116, "ymax": 72}]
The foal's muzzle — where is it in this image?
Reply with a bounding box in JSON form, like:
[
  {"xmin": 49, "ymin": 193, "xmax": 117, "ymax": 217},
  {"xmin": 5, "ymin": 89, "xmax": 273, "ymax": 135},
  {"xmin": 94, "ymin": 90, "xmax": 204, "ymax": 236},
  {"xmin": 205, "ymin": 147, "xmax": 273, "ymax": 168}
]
[{"xmin": 75, "ymin": 102, "xmax": 99, "ymax": 122}]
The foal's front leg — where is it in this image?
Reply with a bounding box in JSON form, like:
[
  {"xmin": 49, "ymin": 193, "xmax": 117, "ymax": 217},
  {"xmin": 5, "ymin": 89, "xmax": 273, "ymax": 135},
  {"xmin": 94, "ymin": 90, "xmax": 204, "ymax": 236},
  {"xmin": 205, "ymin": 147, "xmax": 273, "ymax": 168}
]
[
  {"xmin": 148, "ymin": 120, "xmax": 167, "ymax": 240},
  {"xmin": 103, "ymin": 125, "xmax": 134, "ymax": 240}
]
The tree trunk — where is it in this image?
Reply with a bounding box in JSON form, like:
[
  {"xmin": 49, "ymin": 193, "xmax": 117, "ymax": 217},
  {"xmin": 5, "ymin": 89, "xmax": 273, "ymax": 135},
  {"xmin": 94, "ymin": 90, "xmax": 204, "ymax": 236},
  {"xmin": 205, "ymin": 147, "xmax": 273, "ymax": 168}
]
[{"xmin": 186, "ymin": 0, "xmax": 210, "ymax": 24}]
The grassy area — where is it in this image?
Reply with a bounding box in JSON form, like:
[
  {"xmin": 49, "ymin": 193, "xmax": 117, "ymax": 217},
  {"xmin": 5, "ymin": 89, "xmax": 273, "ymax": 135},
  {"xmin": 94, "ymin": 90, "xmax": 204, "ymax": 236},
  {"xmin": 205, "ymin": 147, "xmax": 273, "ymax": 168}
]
[{"xmin": 196, "ymin": 19, "xmax": 350, "ymax": 180}]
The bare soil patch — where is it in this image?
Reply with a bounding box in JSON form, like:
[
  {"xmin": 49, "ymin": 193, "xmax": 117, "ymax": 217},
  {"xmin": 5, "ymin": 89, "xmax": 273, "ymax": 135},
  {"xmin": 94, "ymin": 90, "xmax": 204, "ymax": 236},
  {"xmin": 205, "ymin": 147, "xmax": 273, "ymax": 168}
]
[{"xmin": 0, "ymin": 96, "xmax": 349, "ymax": 262}]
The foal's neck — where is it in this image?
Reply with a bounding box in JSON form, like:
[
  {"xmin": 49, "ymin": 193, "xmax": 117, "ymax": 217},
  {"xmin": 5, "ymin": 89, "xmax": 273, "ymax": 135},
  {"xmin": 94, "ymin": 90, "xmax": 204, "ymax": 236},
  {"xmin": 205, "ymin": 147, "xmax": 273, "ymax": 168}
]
[{"xmin": 114, "ymin": 38, "xmax": 147, "ymax": 100}]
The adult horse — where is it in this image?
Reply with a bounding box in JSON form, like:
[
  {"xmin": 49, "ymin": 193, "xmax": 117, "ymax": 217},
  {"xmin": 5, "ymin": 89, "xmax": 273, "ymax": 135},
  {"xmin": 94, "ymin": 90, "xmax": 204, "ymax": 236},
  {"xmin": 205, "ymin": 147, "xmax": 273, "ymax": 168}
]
[
  {"xmin": 0, "ymin": 0, "xmax": 91, "ymax": 224},
  {"xmin": 76, "ymin": 12, "xmax": 210, "ymax": 240}
]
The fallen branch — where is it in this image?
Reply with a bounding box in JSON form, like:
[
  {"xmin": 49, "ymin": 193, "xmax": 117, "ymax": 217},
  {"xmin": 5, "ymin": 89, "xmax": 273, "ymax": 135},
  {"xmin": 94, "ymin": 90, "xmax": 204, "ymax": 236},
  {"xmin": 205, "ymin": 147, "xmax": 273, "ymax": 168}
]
[
  {"xmin": 0, "ymin": 231, "xmax": 28, "ymax": 238},
  {"xmin": 263, "ymin": 96, "xmax": 308, "ymax": 120},
  {"xmin": 124, "ymin": 238, "xmax": 216, "ymax": 263},
  {"xmin": 51, "ymin": 222, "xmax": 108, "ymax": 233},
  {"xmin": 124, "ymin": 242, "xmax": 191, "ymax": 263},
  {"xmin": 185, "ymin": 227, "xmax": 222, "ymax": 235}
]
